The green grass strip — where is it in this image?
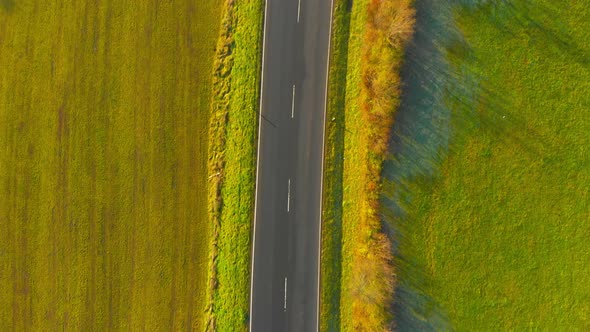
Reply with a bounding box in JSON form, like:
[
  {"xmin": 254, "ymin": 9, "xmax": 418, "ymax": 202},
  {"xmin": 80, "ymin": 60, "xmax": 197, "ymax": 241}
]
[
  {"xmin": 206, "ymin": 0, "xmax": 264, "ymax": 331},
  {"xmin": 338, "ymin": 1, "xmax": 369, "ymax": 329},
  {"xmin": 320, "ymin": 0, "xmax": 352, "ymax": 331}
]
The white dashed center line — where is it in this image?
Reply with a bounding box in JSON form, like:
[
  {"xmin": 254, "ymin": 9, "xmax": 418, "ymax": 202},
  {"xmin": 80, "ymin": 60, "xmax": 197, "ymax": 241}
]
[
  {"xmin": 291, "ymin": 85, "xmax": 296, "ymax": 118},
  {"xmin": 287, "ymin": 179, "xmax": 292, "ymax": 212},
  {"xmin": 284, "ymin": 277, "xmax": 288, "ymax": 311}
]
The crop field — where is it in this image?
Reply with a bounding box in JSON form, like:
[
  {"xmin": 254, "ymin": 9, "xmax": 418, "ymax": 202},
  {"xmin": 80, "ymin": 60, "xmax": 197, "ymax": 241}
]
[
  {"xmin": 0, "ymin": 1, "xmax": 220, "ymax": 330},
  {"xmin": 391, "ymin": 0, "xmax": 590, "ymax": 330}
]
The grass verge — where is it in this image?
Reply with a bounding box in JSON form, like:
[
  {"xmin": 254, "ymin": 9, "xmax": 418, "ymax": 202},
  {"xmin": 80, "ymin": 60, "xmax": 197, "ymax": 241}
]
[
  {"xmin": 0, "ymin": 1, "xmax": 220, "ymax": 330},
  {"xmin": 320, "ymin": 0, "xmax": 352, "ymax": 330},
  {"xmin": 206, "ymin": 0, "xmax": 264, "ymax": 331}
]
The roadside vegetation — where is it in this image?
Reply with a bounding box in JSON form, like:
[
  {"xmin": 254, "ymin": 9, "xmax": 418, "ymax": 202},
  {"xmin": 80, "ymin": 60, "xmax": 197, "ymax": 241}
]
[
  {"xmin": 0, "ymin": 1, "xmax": 220, "ymax": 330},
  {"xmin": 392, "ymin": 0, "xmax": 590, "ymax": 330},
  {"xmin": 206, "ymin": 0, "xmax": 264, "ymax": 330},
  {"xmin": 321, "ymin": 0, "xmax": 415, "ymax": 330},
  {"xmin": 320, "ymin": 0, "xmax": 352, "ymax": 330}
]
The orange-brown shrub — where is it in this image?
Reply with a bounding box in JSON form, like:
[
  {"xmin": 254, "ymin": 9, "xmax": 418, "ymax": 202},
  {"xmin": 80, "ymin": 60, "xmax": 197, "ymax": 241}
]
[{"xmin": 350, "ymin": 0, "xmax": 415, "ymax": 330}]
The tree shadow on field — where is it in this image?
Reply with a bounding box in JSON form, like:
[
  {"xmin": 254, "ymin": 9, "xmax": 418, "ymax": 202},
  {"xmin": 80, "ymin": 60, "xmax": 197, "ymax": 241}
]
[
  {"xmin": 380, "ymin": 0, "xmax": 465, "ymax": 330},
  {"xmin": 1, "ymin": 0, "xmax": 15, "ymax": 12},
  {"xmin": 447, "ymin": 0, "xmax": 574, "ymax": 157},
  {"xmin": 461, "ymin": 0, "xmax": 590, "ymax": 68},
  {"xmin": 381, "ymin": 0, "xmax": 577, "ymax": 330}
]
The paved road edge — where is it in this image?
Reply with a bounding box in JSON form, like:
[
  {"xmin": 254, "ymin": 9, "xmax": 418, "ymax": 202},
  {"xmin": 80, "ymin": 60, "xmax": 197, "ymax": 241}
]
[{"xmin": 249, "ymin": 0, "xmax": 270, "ymax": 330}]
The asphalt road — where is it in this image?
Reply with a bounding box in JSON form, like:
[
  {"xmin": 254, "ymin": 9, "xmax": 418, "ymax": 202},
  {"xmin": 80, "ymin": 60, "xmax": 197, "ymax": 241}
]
[{"xmin": 249, "ymin": 0, "xmax": 333, "ymax": 331}]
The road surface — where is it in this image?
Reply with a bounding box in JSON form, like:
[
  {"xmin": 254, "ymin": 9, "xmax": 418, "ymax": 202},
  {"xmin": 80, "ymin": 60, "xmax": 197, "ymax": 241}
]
[{"xmin": 249, "ymin": 0, "xmax": 333, "ymax": 331}]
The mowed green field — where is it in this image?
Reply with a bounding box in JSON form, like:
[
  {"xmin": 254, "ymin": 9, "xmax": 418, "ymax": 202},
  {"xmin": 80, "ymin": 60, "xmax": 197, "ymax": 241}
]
[
  {"xmin": 395, "ymin": 0, "xmax": 590, "ymax": 330},
  {"xmin": 0, "ymin": 1, "xmax": 220, "ymax": 330}
]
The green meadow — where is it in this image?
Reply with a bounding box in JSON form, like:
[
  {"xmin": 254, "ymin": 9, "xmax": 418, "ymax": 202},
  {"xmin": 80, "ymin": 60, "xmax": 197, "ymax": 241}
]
[
  {"xmin": 0, "ymin": 1, "xmax": 220, "ymax": 330},
  {"xmin": 391, "ymin": 0, "xmax": 590, "ymax": 330},
  {"xmin": 320, "ymin": 0, "xmax": 355, "ymax": 330}
]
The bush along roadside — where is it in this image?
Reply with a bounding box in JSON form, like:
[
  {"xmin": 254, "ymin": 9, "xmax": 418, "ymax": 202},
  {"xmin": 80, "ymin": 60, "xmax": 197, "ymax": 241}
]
[
  {"xmin": 350, "ymin": 1, "xmax": 415, "ymax": 330},
  {"xmin": 206, "ymin": 0, "xmax": 264, "ymax": 331},
  {"xmin": 326, "ymin": 0, "xmax": 416, "ymax": 330}
]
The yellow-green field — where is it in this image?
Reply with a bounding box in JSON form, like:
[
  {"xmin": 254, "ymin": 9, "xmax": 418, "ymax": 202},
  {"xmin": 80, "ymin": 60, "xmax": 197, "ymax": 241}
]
[{"xmin": 0, "ymin": 1, "xmax": 220, "ymax": 330}]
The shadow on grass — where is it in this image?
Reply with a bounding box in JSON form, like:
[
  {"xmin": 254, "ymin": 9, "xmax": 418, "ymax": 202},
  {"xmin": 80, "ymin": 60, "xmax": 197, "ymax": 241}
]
[
  {"xmin": 447, "ymin": 0, "xmax": 576, "ymax": 158},
  {"xmin": 382, "ymin": 0, "xmax": 584, "ymax": 330},
  {"xmin": 380, "ymin": 0, "xmax": 468, "ymax": 330},
  {"xmin": 1, "ymin": 0, "xmax": 14, "ymax": 12},
  {"xmin": 460, "ymin": 0, "xmax": 590, "ymax": 68}
]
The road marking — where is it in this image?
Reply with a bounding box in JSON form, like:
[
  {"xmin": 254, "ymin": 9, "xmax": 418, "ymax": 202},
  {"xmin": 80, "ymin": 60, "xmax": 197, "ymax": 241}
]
[
  {"xmin": 287, "ymin": 179, "xmax": 291, "ymax": 212},
  {"xmin": 284, "ymin": 277, "xmax": 288, "ymax": 311},
  {"xmin": 291, "ymin": 85, "xmax": 296, "ymax": 118},
  {"xmin": 297, "ymin": 0, "xmax": 301, "ymax": 22}
]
